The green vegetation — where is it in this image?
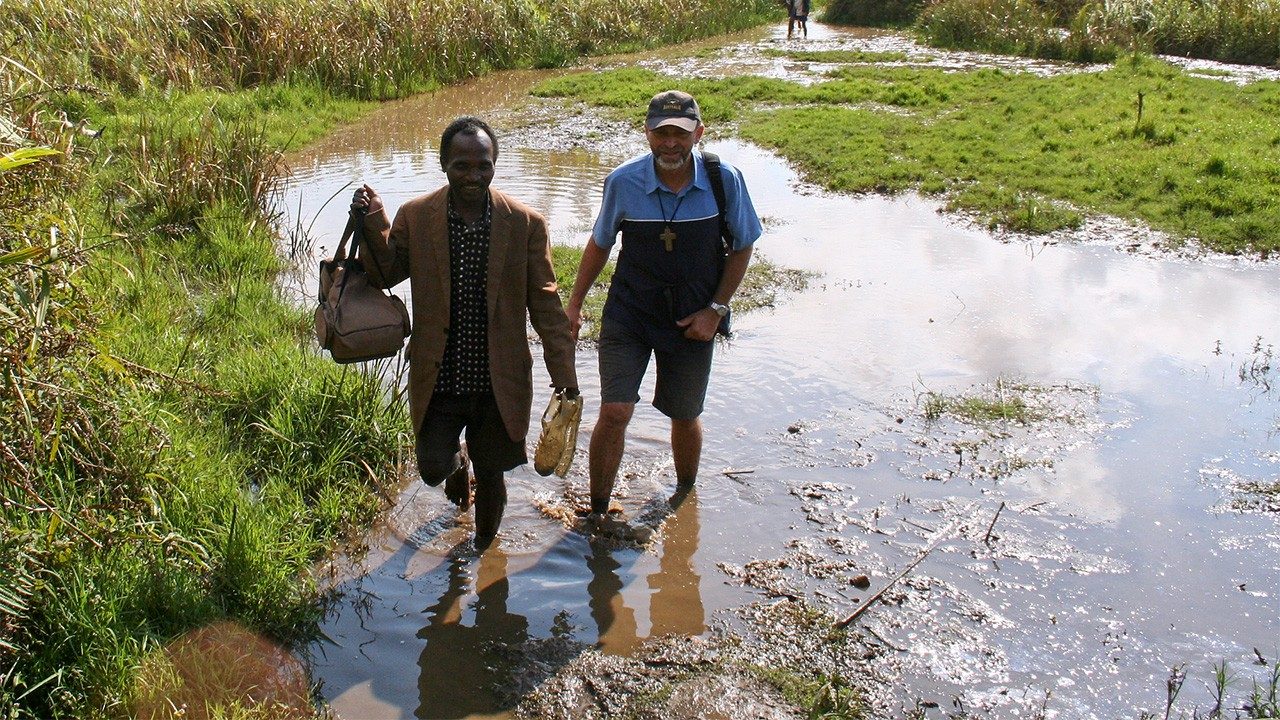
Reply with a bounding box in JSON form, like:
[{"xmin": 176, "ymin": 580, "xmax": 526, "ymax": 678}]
[
  {"xmin": 1143, "ymin": 659, "xmax": 1280, "ymax": 719},
  {"xmin": 916, "ymin": 0, "xmax": 1118, "ymax": 62},
  {"xmin": 824, "ymin": 0, "xmax": 928, "ymax": 27},
  {"xmin": 5, "ymin": 0, "xmax": 779, "ymax": 98},
  {"xmin": 535, "ymin": 60, "xmax": 1280, "ymax": 254},
  {"xmin": 828, "ymin": 0, "xmax": 1280, "ymax": 66},
  {"xmin": 918, "ymin": 380, "xmax": 1052, "ymax": 424},
  {"xmin": 921, "ymin": 391, "xmax": 1040, "ymax": 424},
  {"xmin": 1, "ymin": 0, "xmax": 779, "ymax": 716},
  {"xmin": 753, "ymin": 668, "xmax": 864, "ymax": 719},
  {"xmin": 552, "ymin": 244, "xmax": 613, "ymax": 341}
]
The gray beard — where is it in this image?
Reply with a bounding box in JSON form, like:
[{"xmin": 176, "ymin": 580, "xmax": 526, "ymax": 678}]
[{"xmin": 654, "ymin": 154, "xmax": 689, "ymax": 172}]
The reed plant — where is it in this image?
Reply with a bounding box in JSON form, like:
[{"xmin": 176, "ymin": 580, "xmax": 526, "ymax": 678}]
[
  {"xmin": 915, "ymin": 0, "xmax": 1119, "ymax": 62},
  {"xmin": 829, "ymin": 0, "xmax": 1278, "ymax": 67},
  {"xmin": 1081, "ymin": 0, "xmax": 1280, "ymax": 66},
  {"xmin": 825, "ymin": 0, "xmax": 929, "ymax": 27},
  {"xmin": 3, "ymin": 0, "xmax": 777, "ymax": 100}
]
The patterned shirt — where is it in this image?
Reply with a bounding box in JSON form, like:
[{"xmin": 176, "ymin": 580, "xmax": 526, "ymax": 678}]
[{"xmin": 435, "ymin": 194, "xmax": 492, "ymax": 395}]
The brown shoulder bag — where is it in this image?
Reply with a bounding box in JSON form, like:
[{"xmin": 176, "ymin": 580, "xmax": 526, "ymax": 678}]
[{"xmin": 314, "ymin": 209, "xmax": 411, "ymax": 364}]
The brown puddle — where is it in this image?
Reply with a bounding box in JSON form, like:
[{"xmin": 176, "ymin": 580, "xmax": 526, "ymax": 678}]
[{"xmin": 281, "ymin": 20, "xmax": 1280, "ymax": 720}]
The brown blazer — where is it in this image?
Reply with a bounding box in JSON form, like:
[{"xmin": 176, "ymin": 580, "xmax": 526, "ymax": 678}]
[{"xmin": 361, "ymin": 186, "xmax": 578, "ymax": 442}]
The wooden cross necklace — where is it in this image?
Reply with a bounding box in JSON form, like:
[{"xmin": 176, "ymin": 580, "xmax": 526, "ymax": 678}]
[{"xmin": 657, "ymin": 191, "xmax": 686, "ymax": 252}]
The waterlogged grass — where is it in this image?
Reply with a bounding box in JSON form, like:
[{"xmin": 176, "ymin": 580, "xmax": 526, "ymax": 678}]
[
  {"xmin": 921, "ymin": 390, "xmax": 1041, "ymax": 424},
  {"xmin": 536, "ymin": 60, "xmax": 1280, "ymax": 254},
  {"xmin": 753, "ymin": 667, "xmax": 865, "ymax": 719},
  {"xmin": 1144, "ymin": 659, "xmax": 1280, "ymax": 719},
  {"xmin": 742, "ymin": 602, "xmax": 868, "ymax": 719}
]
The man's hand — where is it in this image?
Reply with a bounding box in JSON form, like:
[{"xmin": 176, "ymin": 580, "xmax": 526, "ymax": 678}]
[
  {"xmin": 556, "ymin": 386, "xmax": 580, "ymax": 400},
  {"xmin": 566, "ymin": 300, "xmax": 585, "ymax": 343},
  {"xmin": 676, "ymin": 307, "xmax": 720, "ymax": 342},
  {"xmin": 351, "ymin": 184, "xmax": 383, "ymax": 214}
]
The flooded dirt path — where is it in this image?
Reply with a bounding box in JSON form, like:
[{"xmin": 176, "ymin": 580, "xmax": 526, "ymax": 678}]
[{"xmin": 280, "ymin": 21, "xmax": 1280, "ymax": 719}]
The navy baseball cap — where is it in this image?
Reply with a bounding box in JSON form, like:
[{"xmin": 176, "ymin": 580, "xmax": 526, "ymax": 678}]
[{"xmin": 645, "ymin": 90, "xmax": 701, "ymax": 132}]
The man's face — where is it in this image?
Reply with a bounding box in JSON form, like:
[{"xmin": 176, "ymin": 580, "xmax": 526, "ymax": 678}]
[
  {"xmin": 443, "ymin": 131, "xmax": 496, "ymax": 204},
  {"xmin": 645, "ymin": 124, "xmax": 704, "ymax": 173}
]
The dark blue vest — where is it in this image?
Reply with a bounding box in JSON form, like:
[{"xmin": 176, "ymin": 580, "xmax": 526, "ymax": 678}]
[{"xmin": 605, "ymin": 210, "xmax": 722, "ymax": 353}]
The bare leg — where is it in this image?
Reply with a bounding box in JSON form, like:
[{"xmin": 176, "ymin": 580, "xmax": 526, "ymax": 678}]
[
  {"xmin": 589, "ymin": 402, "xmax": 635, "ymax": 512},
  {"xmin": 671, "ymin": 417, "xmax": 703, "ymax": 488},
  {"xmin": 788, "ymin": 17, "xmax": 795, "ymax": 38}
]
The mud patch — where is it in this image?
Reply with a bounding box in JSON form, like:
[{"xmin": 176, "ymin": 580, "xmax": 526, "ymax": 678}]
[{"xmin": 514, "ymin": 626, "xmax": 823, "ymax": 719}]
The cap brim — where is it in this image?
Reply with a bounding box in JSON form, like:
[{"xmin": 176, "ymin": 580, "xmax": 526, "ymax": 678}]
[{"xmin": 645, "ymin": 117, "xmax": 699, "ymax": 132}]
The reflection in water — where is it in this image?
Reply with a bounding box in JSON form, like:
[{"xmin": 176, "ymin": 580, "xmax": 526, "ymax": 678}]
[
  {"xmin": 648, "ymin": 489, "xmax": 705, "ymax": 639},
  {"xmin": 590, "ymin": 491, "xmax": 705, "ymax": 655},
  {"xmin": 587, "ymin": 539, "xmax": 639, "ymax": 654},
  {"xmin": 416, "ymin": 549, "xmax": 526, "ymax": 719},
  {"xmin": 317, "ymin": 489, "xmax": 713, "ymax": 719}
]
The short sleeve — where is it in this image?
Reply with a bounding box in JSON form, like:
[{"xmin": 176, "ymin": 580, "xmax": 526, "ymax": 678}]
[
  {"xmin": 591, "ymin": 172, "xmax": 625, "ymax": 249},
  {"xmin": 723, "ymin": 164, "xmax": 764, "ymax": 251}
]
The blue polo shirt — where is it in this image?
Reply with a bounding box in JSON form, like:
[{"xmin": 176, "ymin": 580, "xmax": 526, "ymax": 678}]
[
  {"xmin": 591, "ymin": 150, "xmax": 762, "ymax": 352},
  {"xmin": 591, "ymin": 150, "xmax": 762, "ymax": 251}
]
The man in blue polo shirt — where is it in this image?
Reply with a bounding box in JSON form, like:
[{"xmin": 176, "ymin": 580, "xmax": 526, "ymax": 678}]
[{"xmin": 566, "ymin": 90, "xmax": 763, "ymax": 518}]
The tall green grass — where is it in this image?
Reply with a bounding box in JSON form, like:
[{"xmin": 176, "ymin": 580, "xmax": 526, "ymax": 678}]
[
  {"xmin": 824, "ymin": 0, "xmax": 928, "ymax": 27},
  {"xmin": 1083, "ymin": 0, "xmax": 1280, "ymax": 66},
  {"xmin": 827, "ymin": 0, "xmax": 1279, "ymax": 67},
  {"xmin": 3, "ymin": 0, "xmax": 777, "ymax": 100},
  {"xmin": 916, "ymin": 0, "xmax": 1119, "ymax": 62}
]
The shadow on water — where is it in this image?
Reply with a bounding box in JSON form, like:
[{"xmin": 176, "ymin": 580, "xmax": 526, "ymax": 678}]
[{"xmin": 282, "ymin": 18, "xmax": 1280, "ymax": 720}]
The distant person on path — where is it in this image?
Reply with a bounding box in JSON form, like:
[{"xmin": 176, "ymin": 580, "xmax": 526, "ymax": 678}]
[
  {"xmin": 352, "ymin": 116, "xmax": 579, "ymax": 550},
  {"xmin": 565, "ymin": 91, "xmax": 762, "ymax": 521},
  {"xmin": 788, "ymin": 0, "xmax": 810, "ymax": 38}
]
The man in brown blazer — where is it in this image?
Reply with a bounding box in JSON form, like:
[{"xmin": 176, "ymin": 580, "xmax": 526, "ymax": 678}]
[{"xmin": 352, "ymin": 116, "xmax": 578, "ymax": 549}]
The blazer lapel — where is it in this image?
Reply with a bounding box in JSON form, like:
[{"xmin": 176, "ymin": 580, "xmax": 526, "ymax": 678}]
[
  {"xmin": 486, "ymin": 189, "xmax": 512, "ymax": 319},
  {"xmin": 427, "ymin": 189, "xmax": 451, "ymax": 300}
]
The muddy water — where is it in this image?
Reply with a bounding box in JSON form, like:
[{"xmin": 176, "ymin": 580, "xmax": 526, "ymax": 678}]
[{"xmin": 281, "ymin": 22, "xmax": 1280, "ymax": 720}]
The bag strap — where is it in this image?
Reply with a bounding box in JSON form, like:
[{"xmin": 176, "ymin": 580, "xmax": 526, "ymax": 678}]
[
  {"xmin": 333, "ymin": 209, "xmax": 362, "ymax": 262},
  {"xmin": 334, "ymin": 208, "xmax": 368, "ymax": 301},
  {"xmin": 701, "ymin": 151, "xmax": 734, "ymax": 269}
]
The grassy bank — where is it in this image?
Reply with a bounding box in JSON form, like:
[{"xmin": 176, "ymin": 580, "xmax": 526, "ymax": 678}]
[
  {"xmin": 534, "ymin": 59, "xmax": 1280, "ymax": 255},
  {"xmin": 0, "ymin": 0, "xmax": 778, "ymax": 717},
  {"xmin": 826, "ymin": 0, "xmax": 1280, "ymax": 67}
]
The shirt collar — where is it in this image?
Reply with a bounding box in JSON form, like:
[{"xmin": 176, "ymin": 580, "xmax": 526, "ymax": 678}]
[
  {"xmin": 446, "ymin": 190, "xmax": 492, "ymax": 227},
  {"xmin": 645, "ymin": 149, "xmax": 708, "ymax": 197}
]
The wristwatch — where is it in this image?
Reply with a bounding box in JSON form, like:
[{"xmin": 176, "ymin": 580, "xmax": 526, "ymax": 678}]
[{"xmin": 709, "ymin": 301, "xmax": 730, "ymax": 317}]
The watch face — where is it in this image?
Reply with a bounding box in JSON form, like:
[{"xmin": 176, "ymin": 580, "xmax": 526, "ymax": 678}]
[{"xmin": 711, "ymin": 302, "xmax": 728, "ymax": 317}]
